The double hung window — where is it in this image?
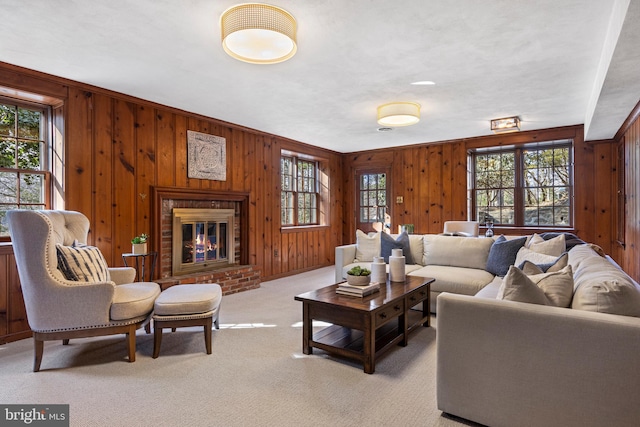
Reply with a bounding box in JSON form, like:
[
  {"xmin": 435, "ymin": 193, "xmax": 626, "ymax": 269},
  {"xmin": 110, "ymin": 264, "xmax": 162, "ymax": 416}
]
[{"xmin": 0, "ymin": 99, "xmax": 51, "ymax": 237}]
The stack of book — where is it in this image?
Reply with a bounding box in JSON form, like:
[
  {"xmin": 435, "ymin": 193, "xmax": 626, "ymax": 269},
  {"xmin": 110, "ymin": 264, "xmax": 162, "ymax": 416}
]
[{"xmin": 336, "ymin": 282, "xmax": 381, "ymax": 297}]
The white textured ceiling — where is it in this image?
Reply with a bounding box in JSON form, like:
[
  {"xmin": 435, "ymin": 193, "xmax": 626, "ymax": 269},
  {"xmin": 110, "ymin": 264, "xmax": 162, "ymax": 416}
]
[{"xmin": 1, "ymin": 0, "xmax": 638, "ymax": 153}]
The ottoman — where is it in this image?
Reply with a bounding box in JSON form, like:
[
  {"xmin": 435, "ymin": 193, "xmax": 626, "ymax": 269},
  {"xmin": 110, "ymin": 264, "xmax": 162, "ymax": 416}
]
[{"xmin": 152, "ymin": 284, "xmax": 222, "ymax": 358}]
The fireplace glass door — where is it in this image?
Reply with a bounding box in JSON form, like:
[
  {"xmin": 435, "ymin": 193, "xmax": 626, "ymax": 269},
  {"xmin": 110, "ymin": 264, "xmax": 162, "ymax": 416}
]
[
  {"xmin": 173, "ymin": 208, "xmax": 235, "ymax": 276},
  {"xmin": 181, "ymin": 221, "xmax": 227, "ymax": 264}
]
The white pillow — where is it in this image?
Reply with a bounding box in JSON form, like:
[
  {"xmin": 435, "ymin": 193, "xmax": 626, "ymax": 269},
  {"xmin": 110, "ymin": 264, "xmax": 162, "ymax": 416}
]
[
  {"xmin": 527, "ymin": 233, "xmax": 565, "ymax": 256},
  {"xmin": 354, "ymin": 230, "xmax": 380, "ymax": 262},
  {"xmin": 497, "ymin": 266, "xmax": 550, "ymax": 306},
  {"xmin": 56, "ymin": 244, "xmax": 111, "ymax": 283},
  {"xmin": 528, "ymin": 265, "xmax": 574, "ymax": 308},
  {"xmin": 514, "ymin": 247, "xmax": 558, "ymax": 268}
]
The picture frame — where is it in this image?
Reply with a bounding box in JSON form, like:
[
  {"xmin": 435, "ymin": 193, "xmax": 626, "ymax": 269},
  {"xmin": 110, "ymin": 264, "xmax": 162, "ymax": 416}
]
[{"xmin": 187, "ymin": 130, "xmax": 227, "ymax": 181}]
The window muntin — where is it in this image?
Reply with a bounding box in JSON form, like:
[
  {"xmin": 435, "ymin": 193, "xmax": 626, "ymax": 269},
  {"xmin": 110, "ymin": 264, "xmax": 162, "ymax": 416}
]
[
  {"xmin": 472, "ymin": 142, "xmax": 572, "ymax": 228},
  {"xmin": 280, "ymin": 155, "xmax": 319, "ymax": 226},
  {"xmin": 0, "ymin": 101, "xmax": 51, "ymax": 237}
]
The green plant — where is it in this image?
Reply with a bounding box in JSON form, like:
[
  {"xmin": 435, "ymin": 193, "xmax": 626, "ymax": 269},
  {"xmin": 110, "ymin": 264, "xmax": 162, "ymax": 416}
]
[
  {"xmin": 347, "ymin": 266, "xmax": 371, "ymax": 276},
  {"xmin": 131, "ymin": 233, "xmax": 148, "ymax": 244}
]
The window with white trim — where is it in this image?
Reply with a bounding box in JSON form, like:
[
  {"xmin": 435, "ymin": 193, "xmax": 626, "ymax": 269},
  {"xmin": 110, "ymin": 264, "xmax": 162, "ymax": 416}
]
[
  {"xmin": 0, "ymin": 98, "xmax": 52, "ymax": 237},
  {"xmin": 281, "ymin": 155, "xmax": 319, "ymax": 226}
]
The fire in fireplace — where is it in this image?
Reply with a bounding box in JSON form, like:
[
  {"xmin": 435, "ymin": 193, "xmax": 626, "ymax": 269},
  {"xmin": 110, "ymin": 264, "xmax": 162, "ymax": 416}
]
[{"xmin": 172, "ymin": 208, "xmax": 236, "ymax": 276}]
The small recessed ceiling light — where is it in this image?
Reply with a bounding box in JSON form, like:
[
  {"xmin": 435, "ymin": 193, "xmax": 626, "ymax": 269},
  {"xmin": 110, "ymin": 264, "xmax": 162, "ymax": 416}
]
[{"xmin": 411, "ymin": 81, "xmax": 435, "ymax": 86}]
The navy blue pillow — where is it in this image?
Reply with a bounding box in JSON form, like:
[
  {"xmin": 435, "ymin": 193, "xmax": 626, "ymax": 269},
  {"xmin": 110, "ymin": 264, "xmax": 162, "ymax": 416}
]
[
  {"xmin": 380, "ymin": 232, "xmax": 415, "ymax": 264},
  {"xmin": 486, "ymin": 235, "xmax": 527, "ymax": 277}
]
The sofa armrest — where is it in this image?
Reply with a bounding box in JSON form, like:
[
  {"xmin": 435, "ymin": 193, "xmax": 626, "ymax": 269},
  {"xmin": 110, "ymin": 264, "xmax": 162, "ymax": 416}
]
[
  {"xmin": 335, "ymin": 244, "xmax": 356, "ymax": 283},
  {"xmin": 436, "ymin": 293, "xmax": 640, "ymax": 427}
]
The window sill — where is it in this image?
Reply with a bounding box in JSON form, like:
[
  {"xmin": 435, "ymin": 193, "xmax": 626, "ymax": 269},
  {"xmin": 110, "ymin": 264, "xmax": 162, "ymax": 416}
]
[
  {"xmin": 483, "ymin": 226, "xmax": 575, "ymax": 236},
  {"xmin": 281, "ymin": 225, "xmax": 329, "ymax": 233}
]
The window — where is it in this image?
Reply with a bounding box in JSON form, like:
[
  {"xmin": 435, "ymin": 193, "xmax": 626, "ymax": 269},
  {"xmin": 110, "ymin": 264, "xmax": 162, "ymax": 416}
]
[
  {"xmin": 281, "ymin": 155, "xmax": 319, "ymax": 226},
  {"xmin": 0, "ymin": 99, "xmax": 51, "ymax": 237},
  {"xmin": 472, "ymin": 141, "xmax": 572, "ymax": 228},
  {"xmin": 357, "ymin": 171, "xmax": 388, "ymax": 231}
]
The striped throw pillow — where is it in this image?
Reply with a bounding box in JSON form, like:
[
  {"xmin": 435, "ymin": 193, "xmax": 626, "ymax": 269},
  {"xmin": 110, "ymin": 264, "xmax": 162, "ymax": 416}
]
[{"xmin": 56, "ymin": 244, "xmax": 111, "ymax": 283}]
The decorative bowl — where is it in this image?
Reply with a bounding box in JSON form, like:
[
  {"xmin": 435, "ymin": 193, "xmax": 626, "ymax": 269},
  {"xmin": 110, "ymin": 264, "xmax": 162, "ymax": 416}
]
[{"xmin": 346, "ymin": 273, "xmax": 371, "ymax": 286}]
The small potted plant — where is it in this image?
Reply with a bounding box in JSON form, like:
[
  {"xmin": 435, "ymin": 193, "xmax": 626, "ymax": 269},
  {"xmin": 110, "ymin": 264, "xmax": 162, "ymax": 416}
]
[
  {"xmin": 346, "ymin": 266, "xmax": 371, "ymax": 286},
  {"xmin": 131, "ymin": 233, "xmax": 148, "ymax": 254}
]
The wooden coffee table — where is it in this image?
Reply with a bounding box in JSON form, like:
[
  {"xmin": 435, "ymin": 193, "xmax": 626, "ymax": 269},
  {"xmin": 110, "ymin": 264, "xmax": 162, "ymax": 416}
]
[{"xmin": 294, "ymin": 276, "xmax": 433, "ymax": 374}]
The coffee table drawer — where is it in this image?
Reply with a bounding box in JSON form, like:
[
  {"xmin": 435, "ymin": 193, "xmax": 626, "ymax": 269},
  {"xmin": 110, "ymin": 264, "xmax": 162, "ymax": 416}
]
[
  {"xmin": 407, "ymin": 287, "xmax": 429, "ymax": 307},
  {"xmin": 375, "ymin": 300, "xmax": 404, "ymax": 328}
]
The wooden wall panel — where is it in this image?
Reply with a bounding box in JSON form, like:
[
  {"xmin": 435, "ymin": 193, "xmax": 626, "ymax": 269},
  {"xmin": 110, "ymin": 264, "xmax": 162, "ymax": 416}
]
[
  {"xmin": 619, "ymin": 115, "xmax": 640, "ymax": 282},
  {"xmin": 93, "ymin": 94, "xmax": 115, "ymax": 260},
  {"xmin": 0, "ymin": 61, "xmax": 343, "ymax": 281}
]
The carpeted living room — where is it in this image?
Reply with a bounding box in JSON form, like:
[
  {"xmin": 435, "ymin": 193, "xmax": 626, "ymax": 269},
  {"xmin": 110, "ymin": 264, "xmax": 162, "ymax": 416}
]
[{"xmin": 1, "ymin": 1, "xmax": 640, "ymax": 427}]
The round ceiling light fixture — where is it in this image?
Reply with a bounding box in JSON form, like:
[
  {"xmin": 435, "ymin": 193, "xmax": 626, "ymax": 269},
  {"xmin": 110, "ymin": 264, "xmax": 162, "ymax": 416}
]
[
  {"xmin": 220, "ymin": 3, "xmax": 297, "ymax": 64},
  {"xmin": 377, "ymin": 102, "xmax": 421, "ymax": 127}
]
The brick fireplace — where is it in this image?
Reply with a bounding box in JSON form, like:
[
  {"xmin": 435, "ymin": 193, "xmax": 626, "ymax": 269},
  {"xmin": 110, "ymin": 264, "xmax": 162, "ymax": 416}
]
[{"xmin": 152, "ymin": 187, "xmax": 260, "ymax": 295}]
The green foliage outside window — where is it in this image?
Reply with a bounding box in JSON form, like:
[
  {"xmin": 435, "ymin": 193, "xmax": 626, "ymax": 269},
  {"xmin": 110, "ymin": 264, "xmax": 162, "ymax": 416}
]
[
  {"xmin": 474, "ymin": 142, "xmax": 572, "ymax": 227},
  {"xmin": 0, "ymin": 103, "xmax": 48, "ymax": 236}
]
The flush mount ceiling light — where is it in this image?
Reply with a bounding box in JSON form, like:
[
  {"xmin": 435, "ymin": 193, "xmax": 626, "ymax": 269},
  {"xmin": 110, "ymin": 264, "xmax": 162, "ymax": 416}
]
[
  {"xmin": 491, "ymin": 116, "xmax": 521, "ymax": 133},
  {"xmin": 377, "ymin": 102, "xmax": 421, "ymax": 127},
  {"xmin": 220, "ymin": 3, "xmax": 297, "ymax": 64}
]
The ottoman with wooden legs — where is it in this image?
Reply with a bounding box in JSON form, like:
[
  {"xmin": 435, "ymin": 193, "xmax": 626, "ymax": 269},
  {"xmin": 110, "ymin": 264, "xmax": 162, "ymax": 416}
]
[{"xmin": 152, "ymin": 284, "xmax": 222, "ymax": 358}]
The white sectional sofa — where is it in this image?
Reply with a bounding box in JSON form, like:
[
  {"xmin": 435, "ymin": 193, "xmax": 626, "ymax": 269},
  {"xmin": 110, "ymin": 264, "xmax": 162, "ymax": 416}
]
[
  {"xmin": 336, "ymin": 233, "xmax": 499, "ymax": 312},
  {"xmin": 336, "ymin": 231, "xmax": 640, "ymax": 426},
  {"xmin": 437, "ymin": 244, "xmax": 640, "ymax": 427}
]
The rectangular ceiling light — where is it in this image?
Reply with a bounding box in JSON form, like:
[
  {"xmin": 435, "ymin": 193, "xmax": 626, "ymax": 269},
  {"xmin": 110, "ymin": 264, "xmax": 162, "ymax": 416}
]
[{"xmin": 490, "ymin": 116, "xmax": 521, "ymax": 133}]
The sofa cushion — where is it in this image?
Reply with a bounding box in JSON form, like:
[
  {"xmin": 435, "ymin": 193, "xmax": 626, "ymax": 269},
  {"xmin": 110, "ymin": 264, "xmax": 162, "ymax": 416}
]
[
  {"xmin": 497, "ymin": 266, "xmax": 550, "ymax": 305},
  {"xmin": 111, "ymin": 282, "xmax": 161, "ymax": 320},
  {"xmin": 410, "ymin": 265, "xmax": 494, "ymax": 295},
  {"xmin": 56, "ymin": 243, "xmax": 111, "ymax": 283},
  {"xmin": 571, "ymin": 253, "xmax": 640, "ymax": 317},
  {"xmin": 527, "ymin": 233, "xmax": 565, "ymax": 256},
  {"xmin": 380, "ymin": 232, "xmax": 414, "ymax": 264},
  {"xmin": 423, "ymin": 234, "xmax": 494, "ymax": 269},
  {"xmin": 486, "ymin": 235, "xmax": 527, "ymax": 277},
  {"xmin": 355, "ymin": 230, "xmax": 380, "ymax": 262}
]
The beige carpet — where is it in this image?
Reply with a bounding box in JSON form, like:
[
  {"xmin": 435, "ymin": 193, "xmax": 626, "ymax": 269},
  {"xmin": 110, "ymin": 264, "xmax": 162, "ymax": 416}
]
[{"xmin": 0, "ymin": 267, "xmax": 479, "ymax": 427}]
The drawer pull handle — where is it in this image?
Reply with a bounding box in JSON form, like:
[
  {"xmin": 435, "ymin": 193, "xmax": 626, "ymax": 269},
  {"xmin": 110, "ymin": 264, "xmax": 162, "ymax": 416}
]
[
  {"xmin": 420, "ymin": 291, "xmax": 426, "ymax": 296},
  {"xmin": 394, "ymin": 305, "xmax": 401, "ymax": 311},
  {"xmin": 410, "ymin": 296, "xmax": 416, "ymax": 302},
  {"xmin": 379, "ymin": 313, "xmax": 387, "ymax": 319}
]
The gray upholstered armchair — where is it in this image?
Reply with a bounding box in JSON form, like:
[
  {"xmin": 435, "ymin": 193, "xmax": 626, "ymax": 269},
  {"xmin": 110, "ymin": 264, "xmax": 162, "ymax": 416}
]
[{"xmin": 7, "ymin": 210, "xmax": 161, "ymax": 371}]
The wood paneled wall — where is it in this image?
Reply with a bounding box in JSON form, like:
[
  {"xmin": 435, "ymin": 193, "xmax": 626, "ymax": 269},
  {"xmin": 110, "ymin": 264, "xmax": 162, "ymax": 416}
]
[
  {"xmin": 0, "ymin": 62, "xmax": 343, "ymax": 281},
  {"xmin": 617, "ymin": 107, "xmax": 640, "ymax": 281},
  {"xmin": 342, "ymin": 125, "xmax": 619, "ymax": 261}
]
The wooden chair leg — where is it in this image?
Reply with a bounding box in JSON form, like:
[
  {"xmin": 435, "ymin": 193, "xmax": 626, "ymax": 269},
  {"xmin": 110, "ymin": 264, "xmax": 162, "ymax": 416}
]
[
  {"xmin": 62, "ymin": 339, "xmax": 70, "ymax": 345},
  {"xmin": 33, "ymin": 337, "xmax": 44, "ymax": 372},
  {"xmin": 126, "ymin": 325, "xmax": 136, "ymax": 362},
  {"xmin": 204, "ymin": 317, "xmax": 213, "ymax": 355},
  {"xmin": 153, "ymin": 324, "xmax": 163, "ymax": 359}
]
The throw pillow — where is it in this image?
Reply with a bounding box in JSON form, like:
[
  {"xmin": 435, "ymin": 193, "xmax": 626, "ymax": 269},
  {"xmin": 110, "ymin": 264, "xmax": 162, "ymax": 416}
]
[
  {"xmin": 355, "ymin": 230, "xmax": 380, "ymax": 262},
  {"xmin": 486, "ymin": 235, "xmax": 527, "ymax": 277},
  {"xmin": 527, "ymin": 233, "xmax": 565, "ymax": 256},
  {"xmin": 519, "ymin": 253, "xmax": 569, "ymax": 275},
  {"xmin": 380, "ymin": 231, "xmax": 415, "ymax": 264},
  {"xmin": 528, "ymin": 265, "xmax": 574, "ymax": 308},
  {"xmin": 496, "ymin": 266, "xmax": 549, "ymax": 305},
  {"xmin": 56, "ymin": 244, "xmax": 111, "ymax": 283},
  {"xmin": 514, "ymin": 247, "xmax": 558, "ymax": 268}
]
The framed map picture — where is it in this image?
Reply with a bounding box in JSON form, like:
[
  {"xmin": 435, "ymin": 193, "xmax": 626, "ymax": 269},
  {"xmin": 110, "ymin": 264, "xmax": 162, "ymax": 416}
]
[{"xmin": 187, "ymin": 130, "xmax": 227, "ymax": 181}]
